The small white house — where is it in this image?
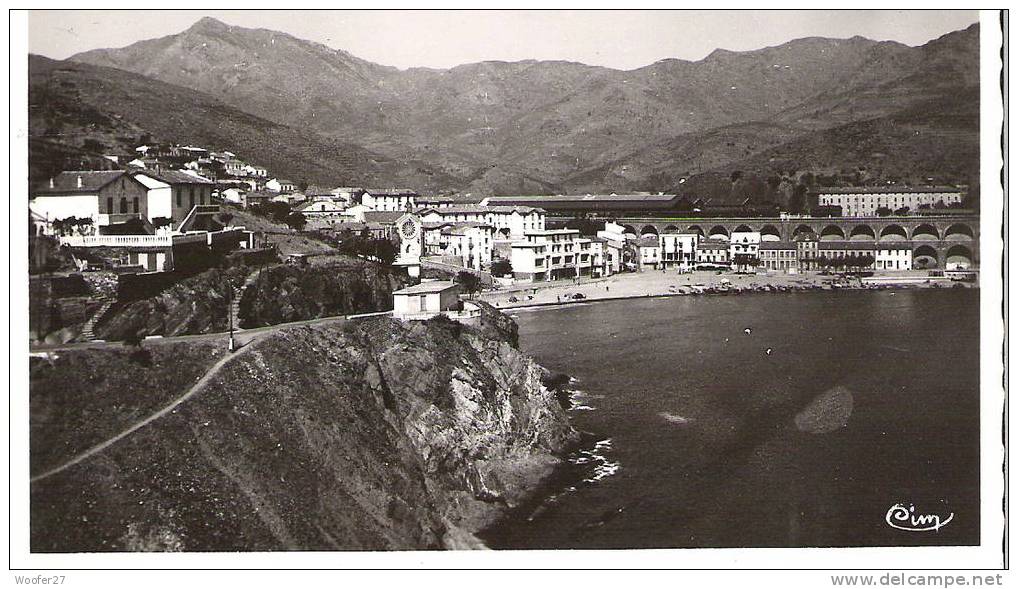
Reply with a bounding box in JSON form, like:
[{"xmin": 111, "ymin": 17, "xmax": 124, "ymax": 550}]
[{"xmin": 392, "ymin": 280, "xmax": 461, "ymax": 320}]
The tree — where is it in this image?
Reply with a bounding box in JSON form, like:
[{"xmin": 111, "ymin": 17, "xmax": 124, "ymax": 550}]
[
  {"xmin": 875, "ymin": 207, "xmax": 893, "ymax": 217},
  {"xmin": 217, "ymin": 212, "xmax": 234, "ymax": 227},
  {"xmin": 455, "ymin": 271, "xmax": 481, "ymax": 297},
  {"xmin": 284, "ymin": 211, "xmax": 307, "ymax": 232},
  {"xmin": 152, "ymin": 216, "xmax": 174, "ymax": 230},
  {"xmin": 373, "ymin": 238, "xmax": 398, "ymax": 265},
  {"xmin": 82, "ymin": 138, "xmax": 105, "ymax": 153},
  {"xmin": 894, "ymin": 206, "xmax": 910, "ymax": 216},
  {"xmin": 491, "ymin": 258, "xmax": 513, "ymax": 277},
  {"xmin": 122, "ymin": 218, "xmax": 146, "ymax": 234}
]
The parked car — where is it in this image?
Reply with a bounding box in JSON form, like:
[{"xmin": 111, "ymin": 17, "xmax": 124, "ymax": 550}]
[{"xmin": 572, "ymin": 293, "xmax": 586, "ymax": 300}]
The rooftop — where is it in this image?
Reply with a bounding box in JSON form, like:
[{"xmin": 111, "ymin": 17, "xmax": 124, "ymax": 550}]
[
  {"xmin": 393, "ymin": 280, "xmax": 459, "ymax": 295},
  {"xmin": 487, "ymin": 193, "xmax": 678, "ymax": 203},
  {"xmin": 34, "ymin": 170, "xmax": 131, "ymax": 195},
  {"xmin": 419, "ymin": 204, "xmax": 543, "ymax": 215},
  {"xmin": 136, "ymin": 169, "xmax": 214, "ymax": 185},
  {"xmin": 362, "ymin": 211, "xmax": 404, "ymax": 224},
  {"xmin": 759, "ymin": 241, "xmax": 797, "ymax": 250},
  {"xmin": 815, "ymin": 186, "xmax": 963, "ymax": 194},
  {"xmin": 367, "ymin": 188, "xmax": 419, "ymax": 196}
]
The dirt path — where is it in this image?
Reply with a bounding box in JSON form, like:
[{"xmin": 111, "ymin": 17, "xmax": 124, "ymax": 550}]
[{"xmin": 29, "ymin": 336, "xmax": 265, "ymax": 483}]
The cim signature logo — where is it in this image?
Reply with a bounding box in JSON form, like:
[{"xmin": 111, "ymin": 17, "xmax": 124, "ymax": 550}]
[{"xmin": 885, "ymin": 503, "xmax": 954, "ymax": 532}]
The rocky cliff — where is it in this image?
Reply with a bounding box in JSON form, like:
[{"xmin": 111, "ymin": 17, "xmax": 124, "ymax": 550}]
[
  {"xmin": 30, "ymin": 303, "xmax": 577, "ymax": 551},
  {"xmin": 238, "ymin": 259, "xmax": 411, "ymax": 328}
]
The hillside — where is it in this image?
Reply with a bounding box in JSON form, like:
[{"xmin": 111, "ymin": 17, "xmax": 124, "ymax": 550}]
[
  {"xmin": 30, "ymin": 306, "xmax": 578, "ymax": 551},
  {"xmin": 28, "ymin": 54, "xmax": 462, "ymax": 191},
  {"xmin": 67, "ymin": 18, "xmax": 980, "ymax": 197}
]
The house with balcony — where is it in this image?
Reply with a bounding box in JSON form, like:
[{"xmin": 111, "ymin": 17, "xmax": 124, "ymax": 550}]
[
  {"xmin": 436, "ymin": 223, "xmax": 494, "ymax": 272},
  {"xmin": 659, "ymin": 232, "xmax": 700, "ymax": 271},
  {"xmin": 509, "ymin": 228, "xmax": 594, "ymax": 282},
  {"xmin": 729, "ymin": 231, "xmax": 762, "ymax": 272}
]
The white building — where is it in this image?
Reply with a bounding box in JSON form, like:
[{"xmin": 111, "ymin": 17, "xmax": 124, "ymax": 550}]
[
  {"xmin": 816, "ymin": 187, "xmax": 964, "ymax": 216},
  {"xmin": 510, "ymin": 229, "xmax": 595, "ymax": 282},
  {"xmin": 596, "ymin": 222, "xmax": 630, "ymax": 274},
  {"xmin": 439, "ymin": 223, "xmax": 494, "ymax": 272},
  {"xmin": 759, "ymin": 242, "xmax": 799, "ymax": 272},
  {"xmin": 417, "ymin": 205, "xmax": 545, "ymax": 239},
  {"xmin": 659, "ymin": 233, "xmax": 699, "ymax": 271},
  {"xmin": 697, "ymin": 241, "xmax": 729, "ymax": 267},
  {"xmin": 295, "ymin": 199, "xmax": 347, "ymax": 218},
  {"xmin": 392, "ymin": 281, "xmax": 461, "ymax": 320},
  {"xmin": 363, "ymin": 188, "xmax": 418, "ymax": 212},
  {"xmin": 219, "ymin": 187, "xmax": 247, "ymax": 205},
  {"xmin": 729, "ymin": 231, "xmax": 762, "ymax": 271},
  {"xmin": 875, "ymin": 247, "xmax": 913, "ymax": 271},
  {"xmin": 635, "ymin": 236, "xmax": 660, "ymax": 269},
  {"xmin": 31, "ymin": 171, "xmax": 152, "ymax": 235},
  {"xmin": 265, "ymin": 178, "xmax": 297, "ymax": 193}
]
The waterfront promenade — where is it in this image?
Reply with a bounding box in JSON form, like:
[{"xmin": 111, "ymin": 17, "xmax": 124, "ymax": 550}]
[{"xmin": 479, "ymin": 269, "xmax": 974, "ymax": 310}]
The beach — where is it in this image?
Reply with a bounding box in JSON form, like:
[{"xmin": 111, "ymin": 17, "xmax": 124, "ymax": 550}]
[{"xmin": 479, "ymin": 268, "xmax": 976, "ymax": 310}]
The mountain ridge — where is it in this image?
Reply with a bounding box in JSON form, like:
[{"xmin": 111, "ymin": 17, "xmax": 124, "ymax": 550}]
[{"xmin": 56, "ymin": 18, "xmax": 981, "ymax": 198}]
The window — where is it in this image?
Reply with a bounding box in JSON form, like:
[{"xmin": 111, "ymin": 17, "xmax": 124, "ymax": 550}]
[
  {"xmin": 120, "ymin": 197, "xmax": 128, "ymax": 213},
  {"xmin": 106, "ymin": 197, "xmax": 113, "ymax": 212},
  {"xmin": 133, "ymin": 197, "xmax": 139, "ymax": 214},
  {"xmin": 176, "ymin": 189, "xmax": 182, "ymax": 207}
]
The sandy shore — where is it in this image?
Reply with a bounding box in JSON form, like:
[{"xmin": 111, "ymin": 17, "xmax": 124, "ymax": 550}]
[{"xmin": 479, "ymin": 269, "xmax": 976, "ymax": 310}]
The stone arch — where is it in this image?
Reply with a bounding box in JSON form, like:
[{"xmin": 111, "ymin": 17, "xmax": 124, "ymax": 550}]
[
  {"xmin": 849, "ymin": 224, "xmax": 876, "ymax": 241},
  {"xmin": 792, "ymin": 224, "xmax": 816, "ymax": 240},
  {"xmin": 879, "ymin": 224, "xmax": 908, "ymax": 241},
  {"xmin": 708, "ymin": 225, "xmax": 730, "ymax": 241},
  {"xmin": 663, "ymin": 224, "xmax": 680, "ymax": 233},
  {"xmin": 640, "ymin": 225, "xmax": 659, "ymax": 237},
  {"xmin": 820, "ymin": 225, "xmax": 846, "ymax": 241},
  {"xmin": 913, "ymin": 245, "xmax": 939, "ymax": 269},
  {"xmin": 622, "ymin": 224, "xmax": 638, "ymax": 237},
  {"xmin": 945, "ymin": 244, "xmax": 974, "ymax": 269},
  {"xmin": 760, "ymin": 224, "xmax": 781, "ymax": 241},
  {"xmin": 944, "ymin": 223, "xmax": 975, "ymax": 241},
  {"xmin": 912, "ymin": 223, "xmax": 940, "ymax": 241},
  {"xmin": 733, "ymin": 224, "xmax": 753, "ymax": 233},
  {"xmin": 686, "ymin": 225, "xmax": 705, "ymax": 237}
]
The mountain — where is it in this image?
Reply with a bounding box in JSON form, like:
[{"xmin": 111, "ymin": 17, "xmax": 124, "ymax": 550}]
[
  {"xmin": 28, "ymin": 54, "xmax": 461, "ymax": 191},
  {"xmin": 65, "ymin": 18, "xmax": 980, "ymax": 198}
]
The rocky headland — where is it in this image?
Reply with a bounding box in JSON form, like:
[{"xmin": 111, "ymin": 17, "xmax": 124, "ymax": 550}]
[{"xmin": 30, "ymin": 302, "xmax": 578, "ymax": 551}]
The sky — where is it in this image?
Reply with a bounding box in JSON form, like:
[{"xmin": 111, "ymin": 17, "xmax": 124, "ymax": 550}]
[{"xmin": 28, "ymin": 10, "xmax": 980, "ymax": 71}]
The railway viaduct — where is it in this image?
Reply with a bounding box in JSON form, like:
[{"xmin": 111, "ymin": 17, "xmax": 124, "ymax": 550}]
[{"xmin": 609, "ymin": 214, "xmax": 980, "ymax": 269}]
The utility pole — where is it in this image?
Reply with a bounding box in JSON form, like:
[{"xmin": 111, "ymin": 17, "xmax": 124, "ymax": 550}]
[{"xmin": 228, "ymin": 285, "xmax": 236, "ymax": 353}]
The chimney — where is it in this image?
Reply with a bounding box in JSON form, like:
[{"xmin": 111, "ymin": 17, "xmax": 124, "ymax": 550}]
[{"xmin": 76, "ymin": 176, "xmax": 83, "ymax": 188}]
